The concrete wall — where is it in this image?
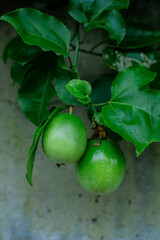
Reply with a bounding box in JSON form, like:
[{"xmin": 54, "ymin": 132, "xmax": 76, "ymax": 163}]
[{"xmin": 1, "ymin": 18, "xmax": 160, "ymax": 240}]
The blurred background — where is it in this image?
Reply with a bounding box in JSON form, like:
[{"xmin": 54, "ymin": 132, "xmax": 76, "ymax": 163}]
[{"xmin": 0, "ymin": 0, "xmax": 160, "ymax": 239}]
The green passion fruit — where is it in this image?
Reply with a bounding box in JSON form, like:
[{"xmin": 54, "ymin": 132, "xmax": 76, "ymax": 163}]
[
  {"xmin": 42, "ymin": 113, "xmax": 87, "ymax": 164},
  {"xmin": 76, "ymin": 139, "xmax": 125, "ymax": 195}
]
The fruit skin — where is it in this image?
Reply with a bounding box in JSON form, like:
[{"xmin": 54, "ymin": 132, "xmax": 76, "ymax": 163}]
[
  {"xmin": 76, "ymin": 139, "xmax": 125, "ymax": 195},
  {"xmin": 42, "ymin": 113, "xmax": 87, "ymax": 163}
]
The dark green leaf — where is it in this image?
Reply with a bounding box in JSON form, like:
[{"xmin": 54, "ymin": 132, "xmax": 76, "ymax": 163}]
[
  {"xmin": 2, "ymin": 35, "xmax": 42, "ymax": 64},
  {"xmin": 26, "ymin": 106, "xmax": 63, "ymax": 186},
  {"xmin": 93, "ymin": 112, "xmax": 105, "ymax": 126},
  {"xmin": 119, "ymin": 21, "xmax": 160, "ymax": 49},
  {"xmin": 102, "ymin": 66, "xmax": 160, "ymax": 156},
  {"xmin": 69, "ymin": 0, "xmax": 130, "ymax": 44},
  {"xmin": 77, "ymin": 96, "xmax": 91, "ymax": 104},
  {"xmin": 54, "ymin": 66, "xmax": 80, "ymax": 105},
  {"xmin": 90, "ymin": 73, "xmax": 116, "ymax": 111},
  {"xmin": 103, "ymin": 47, "xmax": 160, "ymax": 72},
  {"xmin": 57, "ymin": 56, "xmax": 70, "ymax": 70},
  {"xmin": 1, "ymin": 8, "xmax": 70, "ymax": 56},
  {"xmin": 10, "ymin": 62, "xmax": 31, "ymax": 84},
  {"xmin": 18, "ymin": 52, "xmax": 57, "ymax": 126},
  {"xmin": 87, "ymin": 73, "xmax": 122, "ymax": 142},
  {"xmin": 66, "ymin": 79, "xmax": 92, "ymax": 102},
  {"xmin": 150, "ymin": 63, "xmax": 160, "ymax": 90},
  {"xmin": 86, "ymin": 10, "xmax": 126, "ymax": 46},
  {"xmin": 69, "ymin": 0, "xmax": 129, "ymax": 23},
  {"xmin": 156, "ymin": 0, "xmax": 160, "ymax": 12}
]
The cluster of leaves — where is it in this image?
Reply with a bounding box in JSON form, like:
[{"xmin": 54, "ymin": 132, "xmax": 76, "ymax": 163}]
[{"xmin": 1, "ymin": 0, "xmax": 160, "ymax": 185}]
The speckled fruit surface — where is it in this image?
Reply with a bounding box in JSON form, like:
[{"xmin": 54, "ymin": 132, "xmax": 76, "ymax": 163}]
[
  {"xmin": 42, "ymin": 113, "xmax": 87, "ymax": 163},
  {"xmin": 76, "ymin": 139, "xmax": 126, "ymax": 195}
]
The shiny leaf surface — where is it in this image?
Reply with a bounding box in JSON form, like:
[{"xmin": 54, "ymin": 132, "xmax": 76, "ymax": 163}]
[
  {"xmin": 69, "ymin": 0, "xmax": 130, "ymax": 44},
  {"xmin": 66, "ymin": 79, "xmax": 92, "ymax": 104},
  {"xmin": 119, "ymin": 21, "xmax": 160, "ymax": 49},
  {"xmin": 102, "ymin": 66, "xmax": 160, "ymax": 155},
  {"xmin": 1, "ymin": 8, "xmax": 70, "ymax": 56},
  {"xmin": 18, "ymin": 52, "xmax": 57, "ymax": 126}
]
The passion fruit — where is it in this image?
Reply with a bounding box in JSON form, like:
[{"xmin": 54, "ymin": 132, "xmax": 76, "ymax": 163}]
[
  {"xmin": 42, "ymin": 113, "xmax": 87, "ymax": 163},
  {"xmin": 76, "ymin": 139, "xmax": 125, "ymax": 195}
]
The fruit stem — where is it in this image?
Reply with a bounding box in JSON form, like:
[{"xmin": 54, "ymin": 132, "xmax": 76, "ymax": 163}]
[
  {"xmin": 97, "ymin": 125, "xmax": 106, "ymax": 139},
  {"xmin": 69, "ymin": 105, "xmax": 74, "ymax": 114},
  {"xmin": 90, "ymin": 125, "xmax": 107, "ymax": 141}
]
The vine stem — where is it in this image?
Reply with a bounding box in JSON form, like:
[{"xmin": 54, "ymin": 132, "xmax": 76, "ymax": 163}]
[
  {"xmin": 90, "ymin": 40, "xmax": 106, "ymax": 52},
  {"xmin": 73, "ymin": 23, "xmax": 80, "ymax": 69},
  {"xmin": 78, "ymin": 48, "xmax": 102, "ymax": 57},
  {"xmin": 68, "ymin": 56, "xmax": 73, "ymax": 68},
  {"xmin": 70, "ymin": 23, "xmax": 77, "ymax": 44},
  {"xmin": 80, "ymin": 32, "xmax": 88, "ymax": 44},
  {"xmin": 70, "ymin": 44, "xmax": 103, "ymax": 57},
  {"xmin": 91, "ymin": 102, "xmax": 107, "ymax": 107}
]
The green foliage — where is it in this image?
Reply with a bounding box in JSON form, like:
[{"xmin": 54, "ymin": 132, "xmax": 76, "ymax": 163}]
[
  {"xmin": 119, "ymin": 21, "xmax": 160, "ymax": 49},
  {"xmin": 2, "ymin": 35, "xmax": 42, "ymax": 64},
  {"xmin": 1, "ymin": 8, "xmax": 70, "ymax": 56},
  {"xmin": 87, "ymin": 73, "xmax": 122, "ymax": 142},
  {"xmin": 26, "ymin": 106, "xmax": 64, "ymax": 186},
  {"xmin": 69, "ymin": 0, "xmax": 129, "ymax": 45},
  {"xmin": 10, "ymin": 62, "xmax": 31, "ymax": 84},
  {"xmin": 54, "ymin": 66, "xmax": 80, "ymax": 105},
  {"xmin": 102, "ymin": 66, "xmax": 160, "ymax": 156},
  {"xmin": 58, "ymin": 56, "xmax": 70, "ymax": 71},
  {"xmin": 150, "ymin": 63, "xmax": 160, "ymax": 90},
  {"xmin": 103, "ymin": 47, "xmax": 160, "ymax": 72},
  {"xmin": 18, "ymin": 52, "xmax": 57, "ymax": 126},
  {"xmin": 93, "ymin": 112, "xmax": 105, "ymax": 127},
  {"xmin": 90, "ymin": 73, "xmax": 116, "ymax": 109},
  {"xmin": 66, "ymin": 79, "xmax": 92, "ymax": 104},
  {"xmin": 1, "ymin": 1, "xmax": 160, "ymax": 186}
]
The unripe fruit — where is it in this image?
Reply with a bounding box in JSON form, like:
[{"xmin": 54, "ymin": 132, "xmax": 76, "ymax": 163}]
[
  {"xmin": 42, "ymin": 113, "xmax": 87, "ymax": 163},
  {"xmin": 76, "ymin": 139, "xmax": 125, "ymax": 195}
]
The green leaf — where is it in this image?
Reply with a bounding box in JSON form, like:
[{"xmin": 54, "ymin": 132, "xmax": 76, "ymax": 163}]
[
  {"xmin": 102, "ymin": 65, "xmax": 160, "ymax": 156},
  {"xmin": 86, "ymin": 10, "xmax": 126, "ymax": 46},
  {"xmin": 93, "ymin": 112, "xmax": 105, "ymax": 126},
  {"xmin": 150, "ymin": 63, "xmax": 160, "ymax": 90},
  {"xmin": 87, "ymin": 73, "xmax": 122, "ymax": 142},
  {"xmin": 26, "ymin": 106, "xmax": 63, "ymax": 186},
  {"xmin": 2, "ymin": 34, "xmax": 42, "ymax": 64},
  {"xmin": 69, "ymin": 0, "xmax": 129, "ymax": 23},
  {"xmin": 54, "ymin": 66, "xmax": 80, "ymax": 105},
  {"xmin": 0, "ymin": 8, "xmax": 70, "ymax": 56},
  {"xmin": 66, "ymin": 79, "xmax": 92, "ymax": 103},
  {"xmin": 103, "ymin": 47, "xmax": 160, "ymax": 72},
  {"xmin": 77, "ymin": 96, "xmax": 91, "ymax": 104},
  {"xmin": 69, "ymin": 0, "xmax": 130, "ymax": 45},
  {"xmin": 57, "ymin": 56, "xmax": 70, "ymax": 70},
  {"xmin": 119, "ymin": 21, "xmax": 160, "ymax": 49},
  {"xmin": 10, "ymin": 62, "xmax": 31, "ymax": 84},
  {"xmin": 90, "ymin": 73, "xmax": 116, "ymax": 111},
  {"xmin": 18, "ymin": 52, "xmax": 57, "ymax": 126}
]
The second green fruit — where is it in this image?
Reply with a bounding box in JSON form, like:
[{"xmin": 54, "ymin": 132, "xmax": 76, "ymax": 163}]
[{"xmin": 76, "ymin": 139, "xmax": 125, "ymax": 195}]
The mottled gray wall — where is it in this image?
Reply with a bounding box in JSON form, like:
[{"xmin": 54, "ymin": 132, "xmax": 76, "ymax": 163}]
[{"xmin": 1, "ymin": 17, "xmax": 160, "ymax": 240}]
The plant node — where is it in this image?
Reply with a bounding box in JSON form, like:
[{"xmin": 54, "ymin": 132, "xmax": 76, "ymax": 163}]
[
  {"xmin": 91, "ymin": 124, "xmax": 107, "ymax": 142},
  {"xmin": 69, "ymin": 105, "xmax": 74, "ymax": 114},
  {"xmin": 97, "ymin": 125, "xmax": 106, "ymax": 139}
]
